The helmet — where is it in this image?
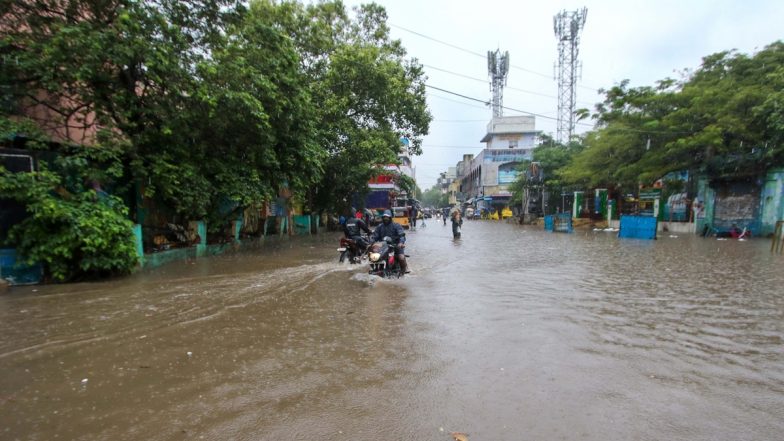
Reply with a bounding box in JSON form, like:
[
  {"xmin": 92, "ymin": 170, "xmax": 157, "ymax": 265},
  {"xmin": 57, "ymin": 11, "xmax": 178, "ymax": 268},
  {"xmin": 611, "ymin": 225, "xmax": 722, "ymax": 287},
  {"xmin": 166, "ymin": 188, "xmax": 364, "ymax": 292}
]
[
  {"xmin": 355, "ymin": 211, "xmax": 364, "ymax": 219},
  {"xmin": 382, "ymin": 210, "xmax": 392, "ymax": 218},
  {"xmin": 339, "ymin": 215, "xmax": 346, "ymax": 225}
]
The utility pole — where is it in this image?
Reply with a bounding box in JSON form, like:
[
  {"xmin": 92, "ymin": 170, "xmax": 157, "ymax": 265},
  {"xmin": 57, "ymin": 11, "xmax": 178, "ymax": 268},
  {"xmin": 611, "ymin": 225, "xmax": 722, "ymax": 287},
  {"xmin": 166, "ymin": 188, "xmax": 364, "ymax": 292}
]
[
  {"xmin": 487, "ymin": 49, "xmax": 509, "ymax": 118},
  {"xmin": 553, "ymin": 7, "xmax": 587, "ymax": 144}
]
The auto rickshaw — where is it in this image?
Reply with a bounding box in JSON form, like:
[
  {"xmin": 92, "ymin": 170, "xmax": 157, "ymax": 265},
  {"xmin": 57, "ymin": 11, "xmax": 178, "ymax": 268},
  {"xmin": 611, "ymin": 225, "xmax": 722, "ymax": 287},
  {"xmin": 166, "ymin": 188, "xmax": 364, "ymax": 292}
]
[{"xmin": 392, "ymin": 206, "xmax": 410, "ymax": 229}]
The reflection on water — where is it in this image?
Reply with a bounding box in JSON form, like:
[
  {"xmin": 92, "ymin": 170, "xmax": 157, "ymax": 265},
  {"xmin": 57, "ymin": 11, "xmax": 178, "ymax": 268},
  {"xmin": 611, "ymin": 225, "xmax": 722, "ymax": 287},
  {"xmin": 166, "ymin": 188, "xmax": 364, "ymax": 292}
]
[{"xmin": 1, "ymin": 225, "xmax": 783, "ymax": 440}]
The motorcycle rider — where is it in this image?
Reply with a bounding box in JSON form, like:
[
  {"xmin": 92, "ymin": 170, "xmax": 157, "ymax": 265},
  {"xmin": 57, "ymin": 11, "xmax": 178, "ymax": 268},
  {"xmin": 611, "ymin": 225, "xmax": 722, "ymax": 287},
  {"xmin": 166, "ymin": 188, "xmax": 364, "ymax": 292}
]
[
  {"xmin": 343, "ymin": 210, "xmax": 372, "ymax": 250},
  {"xmin": 372, "ymin": 210, "xmax": 408, "ymax": 274}
]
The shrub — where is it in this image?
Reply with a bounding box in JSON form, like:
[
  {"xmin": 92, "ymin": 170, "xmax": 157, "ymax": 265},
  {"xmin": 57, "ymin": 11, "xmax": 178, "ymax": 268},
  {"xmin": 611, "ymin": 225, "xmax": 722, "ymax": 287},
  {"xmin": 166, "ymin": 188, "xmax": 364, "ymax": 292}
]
[{"xmin": 0, "ymin": 167, "xmax": 138, "ymax": 281}]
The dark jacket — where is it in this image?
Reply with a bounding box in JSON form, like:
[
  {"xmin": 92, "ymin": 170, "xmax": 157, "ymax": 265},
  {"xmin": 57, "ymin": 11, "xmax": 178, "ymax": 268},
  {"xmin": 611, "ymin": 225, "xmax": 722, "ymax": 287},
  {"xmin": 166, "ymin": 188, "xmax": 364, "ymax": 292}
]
[
  {"xmin": 372, "ymin": 221, "xmax": 406, "ymax": 245},
  {"xmin": 344, "ymin": 217, "xmax": 371, "ymax": 237}
]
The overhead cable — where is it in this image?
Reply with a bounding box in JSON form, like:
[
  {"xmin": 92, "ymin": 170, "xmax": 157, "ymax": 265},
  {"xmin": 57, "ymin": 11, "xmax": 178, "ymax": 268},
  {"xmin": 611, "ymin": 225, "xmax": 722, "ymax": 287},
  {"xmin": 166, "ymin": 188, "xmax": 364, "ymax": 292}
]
[{"xmin": 390, "ymin": 23, "xmax": 600, "ymax": 92}]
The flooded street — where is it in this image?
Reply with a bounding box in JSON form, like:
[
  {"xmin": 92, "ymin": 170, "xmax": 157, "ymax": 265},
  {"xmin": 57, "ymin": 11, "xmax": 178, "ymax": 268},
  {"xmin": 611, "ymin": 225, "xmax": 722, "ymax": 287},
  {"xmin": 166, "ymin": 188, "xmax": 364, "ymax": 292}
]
[{"xmin": 2, "ymin": 221, "xmax": 784, "ymax": 441}]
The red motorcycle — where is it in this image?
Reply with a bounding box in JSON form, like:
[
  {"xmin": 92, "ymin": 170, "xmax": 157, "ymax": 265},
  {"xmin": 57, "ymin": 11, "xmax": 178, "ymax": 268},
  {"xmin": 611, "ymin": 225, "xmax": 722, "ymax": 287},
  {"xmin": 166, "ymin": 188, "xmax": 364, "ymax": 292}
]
[{"xmin": 367, "ymin": 236, "xmax": 404, "ymax": 278}]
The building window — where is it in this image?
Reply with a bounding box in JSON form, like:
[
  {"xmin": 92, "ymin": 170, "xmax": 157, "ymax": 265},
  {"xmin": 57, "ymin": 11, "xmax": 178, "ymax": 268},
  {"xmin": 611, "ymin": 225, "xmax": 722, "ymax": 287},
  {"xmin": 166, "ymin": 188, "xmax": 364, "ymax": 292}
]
[{"xmin": 509, "ymin": 140, "xmax": 518, "ymax": 148}]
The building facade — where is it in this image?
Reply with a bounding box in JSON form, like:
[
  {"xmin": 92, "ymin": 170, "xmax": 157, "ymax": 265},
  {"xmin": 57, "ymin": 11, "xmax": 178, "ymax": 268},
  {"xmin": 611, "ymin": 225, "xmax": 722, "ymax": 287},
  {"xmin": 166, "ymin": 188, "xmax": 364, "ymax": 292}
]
[{"xmin": 458, "ymin": 116, "xmax": 540, "ymax": 211}]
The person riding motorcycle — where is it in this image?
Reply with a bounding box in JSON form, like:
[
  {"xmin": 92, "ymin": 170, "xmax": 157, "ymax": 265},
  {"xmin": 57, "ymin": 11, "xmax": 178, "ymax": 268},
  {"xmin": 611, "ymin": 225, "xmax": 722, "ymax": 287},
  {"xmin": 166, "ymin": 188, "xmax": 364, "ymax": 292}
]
[
  {"xmin": 372, "ymin": 210, "xmax": 408, "ymax": 274},
  {"xmin": 343, "ymin": 211, "xmax": 372, "ymax": 250}
]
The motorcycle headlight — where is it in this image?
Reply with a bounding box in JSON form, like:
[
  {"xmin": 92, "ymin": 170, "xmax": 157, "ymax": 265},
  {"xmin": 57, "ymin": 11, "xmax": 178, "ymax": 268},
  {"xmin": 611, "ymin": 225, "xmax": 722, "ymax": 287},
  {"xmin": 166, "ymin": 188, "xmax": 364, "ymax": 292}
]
[{"xmin": 369, "ymin": 252, "xmax": 381, "ymax": 262}]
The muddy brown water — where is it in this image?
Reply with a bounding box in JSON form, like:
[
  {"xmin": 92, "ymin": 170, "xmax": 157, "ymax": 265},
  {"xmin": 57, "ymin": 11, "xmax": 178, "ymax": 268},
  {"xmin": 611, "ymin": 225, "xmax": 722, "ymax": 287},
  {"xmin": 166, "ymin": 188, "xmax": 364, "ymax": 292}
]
[{"xmin": 1, "ymin": 221, "xmax": 783, "ymax": 441}]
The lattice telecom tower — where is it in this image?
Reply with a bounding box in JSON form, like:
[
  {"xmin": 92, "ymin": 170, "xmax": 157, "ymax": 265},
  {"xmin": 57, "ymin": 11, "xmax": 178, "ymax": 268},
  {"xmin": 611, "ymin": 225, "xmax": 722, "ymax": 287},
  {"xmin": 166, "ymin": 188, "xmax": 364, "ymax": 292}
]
[
  {"xmin": 553, "ymin": 7, "xmax": 587, "ymax": 143},
  {"xmin": 487, "ymin": 49, "xmax": 509, "ymax": 118}
]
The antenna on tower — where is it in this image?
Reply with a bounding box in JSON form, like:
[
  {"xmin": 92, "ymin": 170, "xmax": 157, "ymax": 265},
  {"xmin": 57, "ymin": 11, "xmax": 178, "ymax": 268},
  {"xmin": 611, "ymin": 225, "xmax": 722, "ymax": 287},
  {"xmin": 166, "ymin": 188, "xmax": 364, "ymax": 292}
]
[
  {"xmin": 553, "ymin": 7, "xmax": 587, "ymax": 144},
  {"xmin": 487, "ymin": 49, "xmax": 509, "ymax": 118}
]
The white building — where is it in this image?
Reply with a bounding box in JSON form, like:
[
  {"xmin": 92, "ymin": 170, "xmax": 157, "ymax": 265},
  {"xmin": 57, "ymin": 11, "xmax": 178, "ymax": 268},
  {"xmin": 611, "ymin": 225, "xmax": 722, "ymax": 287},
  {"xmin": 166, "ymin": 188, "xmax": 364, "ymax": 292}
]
[{"xmin": 459, "ymin": 115, "xmax": 540, "ymax": 210}]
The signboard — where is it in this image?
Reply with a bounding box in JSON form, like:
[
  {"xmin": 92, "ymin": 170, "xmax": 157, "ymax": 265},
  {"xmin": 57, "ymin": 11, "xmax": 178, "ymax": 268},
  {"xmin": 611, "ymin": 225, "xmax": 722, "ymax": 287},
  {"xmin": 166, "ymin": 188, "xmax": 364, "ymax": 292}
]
[
  {"xmin": 498, "ymin": 169, "xmax": 517, "ymax": 184},
  {"xmin": 639, "ymin": 188, "xmax": 661, "ymax": 200}
]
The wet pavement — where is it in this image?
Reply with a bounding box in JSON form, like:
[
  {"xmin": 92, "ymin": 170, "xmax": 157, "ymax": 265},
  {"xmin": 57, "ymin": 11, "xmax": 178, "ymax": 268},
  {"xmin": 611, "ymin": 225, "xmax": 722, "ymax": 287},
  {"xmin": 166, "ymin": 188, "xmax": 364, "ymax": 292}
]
[{"xmin": 1, "ymin": 220, "xmax": 783, "ymax": 441}]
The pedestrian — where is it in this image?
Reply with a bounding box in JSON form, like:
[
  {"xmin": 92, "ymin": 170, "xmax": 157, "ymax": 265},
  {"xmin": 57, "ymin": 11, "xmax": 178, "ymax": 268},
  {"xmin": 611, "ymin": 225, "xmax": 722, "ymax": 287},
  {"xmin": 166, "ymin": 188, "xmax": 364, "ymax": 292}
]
[{"xmin": 450, "ymin": 206, "xmax": 462, "ymax": 239}]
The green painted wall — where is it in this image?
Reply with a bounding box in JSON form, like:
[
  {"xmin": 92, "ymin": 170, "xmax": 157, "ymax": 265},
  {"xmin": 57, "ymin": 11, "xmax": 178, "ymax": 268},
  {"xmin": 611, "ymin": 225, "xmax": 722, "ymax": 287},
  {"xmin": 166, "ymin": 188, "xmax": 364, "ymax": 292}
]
[
  {"xmin": 696, "ymin": 177, "xmax": 715, "ymax": 234},
  {"xmin": 133, "ymin": 224, "xmax": 144, "ymax": 265},
  {"xmin": 760, "ymin": 168, "xmax": 784, "ymax": 236}
]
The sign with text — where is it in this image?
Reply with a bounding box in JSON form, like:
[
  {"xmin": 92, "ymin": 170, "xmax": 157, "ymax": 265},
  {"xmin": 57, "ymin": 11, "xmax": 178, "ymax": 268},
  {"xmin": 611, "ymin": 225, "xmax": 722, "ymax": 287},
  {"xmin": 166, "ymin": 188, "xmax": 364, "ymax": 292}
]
[{"xmin": 639, "ymin": 188, "xmax": 662, "ymax": 200}]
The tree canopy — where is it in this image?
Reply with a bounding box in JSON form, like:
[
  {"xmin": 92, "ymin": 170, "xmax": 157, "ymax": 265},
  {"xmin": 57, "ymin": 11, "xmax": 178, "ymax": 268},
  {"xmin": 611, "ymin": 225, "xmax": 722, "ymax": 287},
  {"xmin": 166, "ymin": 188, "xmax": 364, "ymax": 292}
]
[
  {"xmin": 560, "ymin": 41, "xmax": 784, "ymax": 192},
  {"xmin": 0, "ymin": 0, "xmax": 430, "ymax": 280}
]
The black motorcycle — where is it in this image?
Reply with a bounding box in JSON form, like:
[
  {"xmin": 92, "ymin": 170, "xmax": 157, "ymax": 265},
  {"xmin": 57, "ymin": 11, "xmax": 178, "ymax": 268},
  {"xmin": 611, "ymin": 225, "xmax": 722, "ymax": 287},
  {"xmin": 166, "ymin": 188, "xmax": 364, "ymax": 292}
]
[
  {"xmin": 337, "ymin": 235, "xmax": 369, "ymax": 264},
  {"xmin": 367, "ymin": 236, "xmax": 404, "ymax": 278}
]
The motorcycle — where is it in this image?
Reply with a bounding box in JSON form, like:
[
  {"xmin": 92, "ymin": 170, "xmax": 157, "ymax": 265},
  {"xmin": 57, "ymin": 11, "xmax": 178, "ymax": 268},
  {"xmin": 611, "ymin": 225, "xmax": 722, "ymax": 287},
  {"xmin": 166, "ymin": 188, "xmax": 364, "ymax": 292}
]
[
  {"xmin": 337, "ymin": 235, "xmax": 369, "ymax": 264},
  {"xmin": 367, "ymin": 236, "xmax": 405, "ymax": 278}
]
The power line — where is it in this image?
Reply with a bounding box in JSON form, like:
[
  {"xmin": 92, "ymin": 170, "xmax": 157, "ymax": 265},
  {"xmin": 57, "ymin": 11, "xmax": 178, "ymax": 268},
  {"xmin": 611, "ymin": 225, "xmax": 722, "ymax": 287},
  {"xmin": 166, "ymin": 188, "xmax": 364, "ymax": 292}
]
[
  {"xmin": 426, "ymin": 83, "xmax": 693, "ymax": 135},
  {"xmin": 432, "ymin": 119, "xmax": 488, "ymax": 123},
  {"xmin": 425, "ymin": 63, "xmax": 596, "ymax": 106},
  {"xmin": 426, "ymin": 84, "xmax": 590, "ymax": 126},
  {"xmin": 427, "ymin": 90, "xmax": 490, "ymax": 112},
  {"xmin": 390, "ymin": 23, "xmax": 600, "ymax": 92},
  {"xmin": 389, "ymin": 23, "xmax": 485, "ymax": 58},
  {"xmin": 426, "ymin": 84, "xmax": 489, "ymax": 106},
  {"xmin": 422, "ymin": 144, "xmax": 485, "ymax": 149}
]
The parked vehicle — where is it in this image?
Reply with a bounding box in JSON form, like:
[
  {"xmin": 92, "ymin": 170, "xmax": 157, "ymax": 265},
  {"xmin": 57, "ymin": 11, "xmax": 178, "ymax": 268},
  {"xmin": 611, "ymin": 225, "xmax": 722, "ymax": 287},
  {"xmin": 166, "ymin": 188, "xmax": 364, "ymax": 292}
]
[
  {"xmin": 367, "ymin": 236, "xmax": 405, "ymax": 278},
  {"xmin": 392, "ymin": 205, "xmax": 410, "ymax": 229}
]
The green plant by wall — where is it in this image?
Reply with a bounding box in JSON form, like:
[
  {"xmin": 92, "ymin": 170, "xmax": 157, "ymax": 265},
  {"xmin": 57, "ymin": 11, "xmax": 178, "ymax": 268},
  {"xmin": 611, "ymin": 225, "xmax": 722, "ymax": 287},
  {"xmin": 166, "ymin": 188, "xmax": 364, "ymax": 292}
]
[{"xmin": 0, "ymin": 167, "xmax": 138, "ymax": 282}]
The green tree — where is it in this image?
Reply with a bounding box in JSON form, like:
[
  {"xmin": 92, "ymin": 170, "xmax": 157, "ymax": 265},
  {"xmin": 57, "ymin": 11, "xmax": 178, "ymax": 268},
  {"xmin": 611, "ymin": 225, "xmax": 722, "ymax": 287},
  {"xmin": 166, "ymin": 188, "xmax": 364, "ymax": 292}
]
[
  {"xmin": 420, "ymin": 185, "xmax": 448, "ymax": 207},
  {"xmin": 560, "ymin": 41, "xmax": 784, "ymax": 191},
  {"xmin": 252, "ymin": 0, "xmax": 431, "ymax": 214},
  {"xmin": 510, "ymin": 134, "xmax": 583, "ymax": 210}
]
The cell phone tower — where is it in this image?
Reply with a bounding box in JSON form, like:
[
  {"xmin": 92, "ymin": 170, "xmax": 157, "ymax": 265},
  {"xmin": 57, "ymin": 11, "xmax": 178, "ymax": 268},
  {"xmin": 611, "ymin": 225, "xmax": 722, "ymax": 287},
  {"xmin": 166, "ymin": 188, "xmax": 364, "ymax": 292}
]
[
  {"xmin": 487, "ymin": 49, "xmax": 509, "ymax": 118},
  {"xmin": 553, "ymin": 7, "xmax": 587, "ymax": 144}
]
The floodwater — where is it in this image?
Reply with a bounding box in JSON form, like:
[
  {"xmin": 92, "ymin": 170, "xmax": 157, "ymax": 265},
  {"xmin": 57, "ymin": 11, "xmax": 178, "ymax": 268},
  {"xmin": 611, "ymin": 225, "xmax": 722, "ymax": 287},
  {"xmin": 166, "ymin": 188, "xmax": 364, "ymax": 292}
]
[{"xmin": 1, "ymin": 220, "xmax": 783, "ymax": 441}]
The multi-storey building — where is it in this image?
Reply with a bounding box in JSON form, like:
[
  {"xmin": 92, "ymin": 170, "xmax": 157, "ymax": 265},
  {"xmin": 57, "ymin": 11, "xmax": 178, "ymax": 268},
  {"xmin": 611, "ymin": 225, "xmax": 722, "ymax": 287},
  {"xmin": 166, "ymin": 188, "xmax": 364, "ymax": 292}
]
[{"xmin": 458, "ymin": 115, "xmax": 540, "ymax": 212}]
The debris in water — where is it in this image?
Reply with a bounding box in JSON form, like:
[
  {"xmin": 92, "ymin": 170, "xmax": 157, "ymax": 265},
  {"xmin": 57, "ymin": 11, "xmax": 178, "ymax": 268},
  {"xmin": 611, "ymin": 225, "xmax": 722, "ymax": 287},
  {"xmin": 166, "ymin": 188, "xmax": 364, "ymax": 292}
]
[
  {"xmin": 81, "ymin": 378, "xmax": 88, "ymax": 384},
  {"xmin": 451, "ymin": 432, "xmax": 469, "ymax": 441},
  {"xmin": 187, "ymin": 351, "xmax": 193, "ymax": 357}
]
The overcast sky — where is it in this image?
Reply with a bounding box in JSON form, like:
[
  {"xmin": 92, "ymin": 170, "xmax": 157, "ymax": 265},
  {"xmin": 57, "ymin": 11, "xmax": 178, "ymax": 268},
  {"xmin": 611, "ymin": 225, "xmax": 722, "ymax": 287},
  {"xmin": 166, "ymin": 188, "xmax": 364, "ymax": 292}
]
[{"xmin": 342, "ymin": 0, "xmax": 784, "ymax": 189}]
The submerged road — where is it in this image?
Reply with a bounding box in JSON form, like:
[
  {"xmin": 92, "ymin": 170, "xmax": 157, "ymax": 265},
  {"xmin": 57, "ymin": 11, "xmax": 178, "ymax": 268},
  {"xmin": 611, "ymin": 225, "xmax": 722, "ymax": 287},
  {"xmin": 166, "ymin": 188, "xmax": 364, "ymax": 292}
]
[{"xmin": 1, "ymin": 220, "xmax": 783, "ymax": 440}]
